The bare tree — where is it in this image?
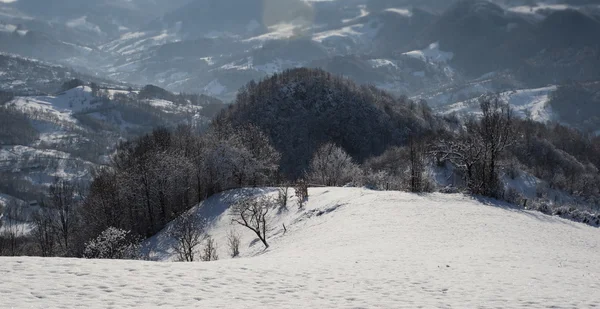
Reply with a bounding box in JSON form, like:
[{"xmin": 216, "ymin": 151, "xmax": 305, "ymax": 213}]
[
  {"xmin": 294, "ymin": 180, "xmax": 309, "ymax": 209},
  {"xmin": 432, "ymin": 131, "xmax": 484, "ymax": 193},
  {"xmin": 48, "ymin": 178, "xmax": 78, "ymax": 255},
  {"xmin": 226, "ymin": 229, "xmax": 241, "ymax": 258},
  {"xmin": 431, "ymin": 96, "xmax": 512, "ymax": 197},
  {"xmin": 169, "ymin": 214, "xmax": 206, "ymax": 262},
  {"xmin": 408, "ymin": 136, "xmax": 426, "ymax": 193},
  {"xmin": 1, "ymin": 199, "xmax": 25, "ymax": 256},
  {"xmin": 201, "ymin": 235, "xmax": 219, "ymax": 261},
  {"xmin": 478, "ymin": 96, "xmax": 513, "ymax": 197},
  {"xmin": 32, "ymin": 206, "xmax": 56, "ymax": 257},
  {"xmin": 277, "ymin": 185, "xmax": 290, "ymax": 211},
  {"xmin": 231, "ymin": 196, "xmax": 273, "ymax": 249}
]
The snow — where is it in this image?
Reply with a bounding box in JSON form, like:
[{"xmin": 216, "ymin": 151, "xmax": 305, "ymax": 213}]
[
  {"xmin": 106, "ymin": 88, "xmax": 137, "ymax": 99},
  {"xmin": 66, "ymin": 16, "xmax": 102, "ymax": 34},
  {"xmin": 4, "ymin": 187, "xmax": 597, "ymax": 308},
  {"xmin": 384, "ymin": 8, "xmax": 413, "ymax": 17},
  {"xmin": 368, "ymin": 58, "xmax": 397, "ymax": 69},
  {"xmin": 244, "ymin": 23, "xmax": 299, "ymax": 42},
  {"xmin": 0, "ymin": 23, "xmax": 17, "ymax": 33},
  {"xmin": 440, "ymin": 86, "xmax": 557, "ymax": 122},
  {"xmin": 403, "ymin": 42, "xmax": 454, "ymax": 64},
  {"xmin": 341, "ymin": 6, "xmax": 369, "ymax": 23},
  {"xmin": 508, "ymin": 3, "xmax": 570, "ymax": 17},
  {"xmin": 313, "ymin": 22, "xmax": 380, "ymax": 44}
]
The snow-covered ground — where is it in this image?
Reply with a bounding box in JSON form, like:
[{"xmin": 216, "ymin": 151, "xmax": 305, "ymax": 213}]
[{"xmin": 3, "ymin": 187, "xmax": 599, "ymax": 308}]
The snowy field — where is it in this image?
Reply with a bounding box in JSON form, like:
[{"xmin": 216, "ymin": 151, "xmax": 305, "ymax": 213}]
[{"xmin": 2, "ymin": 187, "xmax": 600, "ymax": 308}]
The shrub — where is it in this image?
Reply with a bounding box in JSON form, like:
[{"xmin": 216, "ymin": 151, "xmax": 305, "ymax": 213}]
[{"xmin": 83, "ymin": 227, "xmax": 141, "ymax": 260}]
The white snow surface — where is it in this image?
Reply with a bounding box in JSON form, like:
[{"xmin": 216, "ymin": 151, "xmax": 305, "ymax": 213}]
[
  {"xmin": 384, "ymin": 8, "xmax": 413, "ymax": 17},
  {"xmin": 3, "ymin": 187, "xmax": 600, "ymax": 308}
]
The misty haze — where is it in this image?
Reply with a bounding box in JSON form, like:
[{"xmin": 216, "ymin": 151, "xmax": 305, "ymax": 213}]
[{"xmin": 1, "ymin": 0, "xmax": 600, "ymax": 308}]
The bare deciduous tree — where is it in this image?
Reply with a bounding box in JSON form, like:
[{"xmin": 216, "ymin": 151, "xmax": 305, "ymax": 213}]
[
  {"xmin": 49, "ymin": 178, "xmax": 78, "ymax": 255},
  {"xmin": 170, "ymin": 214, "xmax": 206, "ymax": 262},
  {"xmin": 294, "ymin": 180, "xmax": 309, "ymax": 209},
  {"xmin": 226, "ymin": 229, "xmax": 241, "ymax": 258},
  {"xmin": 231, "ymin": 196, "xmax": 273, "ymax": 249},
  {"xmin": 201, "ymin": 235, "xmax": 219, "ymax": 261},
  {"xmin": 478, "ymin": 96, "xmax": 513, "ymax": 197},
  {"xmin": 431, "ymin": 96, "xmax": 513, "ymax": 197},
  {"xmin": 1, "ymin": 199, "xmax": 24, "ymax": 256},
  {"xmin": 277, "ymin": 185, "xmax": 290, "ymax": 211},
  {"xmin": 408, "ymin": 136, "xmax": 426, "ymax": 193},
  {"xmin": 32, "ymin": 206, "xmax": 56, "ymax": 257}
]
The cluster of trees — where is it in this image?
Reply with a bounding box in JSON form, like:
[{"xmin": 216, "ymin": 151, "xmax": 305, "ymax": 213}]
[
  {"xmin": 0, "ymin": 178, "xmax": 85, "ymax": 257},
  {"xmin": 80, "ymin": 124, "xmax": 280, "ymax": 247},
  {"xmin": 0, "ymin": 105, "xmax": 38, "ymax": 145},
  {"xmin": 214, "ymin": 68, "xmax": 441, "ymax": 179},
  {"xmin": 138, "ymin": 84, "xmax": 225, "ymax": 116},
  {"xmin": 431, "ymin": 97, "xmax": 513, "ymax": 197}
]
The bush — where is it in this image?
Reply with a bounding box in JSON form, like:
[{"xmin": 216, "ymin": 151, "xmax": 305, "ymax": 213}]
[
  {"xmin": 307, "ymin": 143, "xmax": 361, "ymax": 187},
  {"xmin": 83, "ymin": 227, "xmax": 141, "ymax": 260},
  {"xmin": 504, "ymin": 187, "xmax": 524, "ymax": 206}
]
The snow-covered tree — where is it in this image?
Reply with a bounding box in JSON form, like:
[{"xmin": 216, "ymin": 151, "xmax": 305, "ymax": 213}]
[
  {"xmin": 307, "ymin": 143, "xmax": 360, "ymax": 186},
  {"xmin": 83, "ymin": 227, "xmax": 140, "ymax": 260}
]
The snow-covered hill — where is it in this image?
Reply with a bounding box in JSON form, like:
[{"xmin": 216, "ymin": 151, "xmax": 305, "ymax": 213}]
[
  {"xmin": 3, "ymin": 187, "xmax": 599, "ymax": 308},
  {"xmin": 438, "ymin": 86, "xmax": 557, "ymax": 122}
]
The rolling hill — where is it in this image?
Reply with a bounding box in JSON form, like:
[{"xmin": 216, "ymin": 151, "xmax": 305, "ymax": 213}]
[{"xmin": 3, "ymin": 187, "xmax": 600, "ymax": 308}]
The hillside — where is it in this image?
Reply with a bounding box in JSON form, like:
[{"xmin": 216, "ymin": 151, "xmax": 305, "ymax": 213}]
[
  {"xmin": 4, "ymin": 187, "xmax": 600, "ymax": 308},
  {"xmin": 439, "ymin": 86, "xmax": 557, "ymax": 122},
  {"xmin": 0, "ymin": 84, "xmax": 225, "ymax": 201},
  {"xmin": 214, "ymin": 68, "xmax": 440, "ymax": 178}
]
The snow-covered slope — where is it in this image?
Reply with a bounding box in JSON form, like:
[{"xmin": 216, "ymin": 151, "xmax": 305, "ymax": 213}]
[
  {"xmin": 4, "ymin": 187, "xmax": 598, "ymax": 308},
  {"xmin": 438, "ymin": 86, "xmax": 557, "ymax": 122},
  {"xmin": 403, "ymin": 42, "xmax": 454, "ymax": 64}
]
